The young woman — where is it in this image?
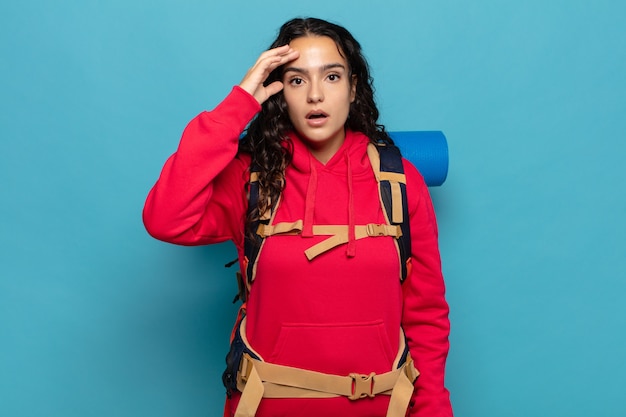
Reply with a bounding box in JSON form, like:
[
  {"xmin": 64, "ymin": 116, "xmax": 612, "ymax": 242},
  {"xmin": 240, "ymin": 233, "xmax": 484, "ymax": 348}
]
[{"xmin": 143, "ymin": 17, "xmax": 453, "ymax": 417}]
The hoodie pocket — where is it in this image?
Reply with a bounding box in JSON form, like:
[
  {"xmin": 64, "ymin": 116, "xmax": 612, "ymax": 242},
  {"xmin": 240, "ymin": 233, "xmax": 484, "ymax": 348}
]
[{"xmin": 268, "ymin": 320, "xmax": 395, "ymax": 373}]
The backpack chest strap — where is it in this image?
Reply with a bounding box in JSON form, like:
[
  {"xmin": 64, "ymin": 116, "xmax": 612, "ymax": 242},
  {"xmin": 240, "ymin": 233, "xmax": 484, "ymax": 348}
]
[{"xmin": 257, "ymin": 221, "xmax": 402, "ymax": 260}]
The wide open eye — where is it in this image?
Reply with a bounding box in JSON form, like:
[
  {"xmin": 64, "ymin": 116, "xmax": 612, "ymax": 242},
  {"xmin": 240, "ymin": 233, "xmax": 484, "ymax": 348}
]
[{"xmin": 289, "ymin": 77, "xmax": 304, "ymax": 86}]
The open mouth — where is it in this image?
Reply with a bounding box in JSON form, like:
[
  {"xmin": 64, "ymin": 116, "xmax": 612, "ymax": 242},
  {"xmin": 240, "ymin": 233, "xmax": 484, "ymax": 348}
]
[{"xmin": 306, "ymin": 111, "xmax": 328, "ymax": 120}]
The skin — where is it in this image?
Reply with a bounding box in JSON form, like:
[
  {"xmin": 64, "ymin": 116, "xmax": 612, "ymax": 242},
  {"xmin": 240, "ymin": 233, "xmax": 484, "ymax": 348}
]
[
  {"xmin": 239, "ymin": 44, "xmax": 299, "ymax": 105},
  {"xmin": 239, "ymin": 36, "xmax": 357, "ymax": 164}
]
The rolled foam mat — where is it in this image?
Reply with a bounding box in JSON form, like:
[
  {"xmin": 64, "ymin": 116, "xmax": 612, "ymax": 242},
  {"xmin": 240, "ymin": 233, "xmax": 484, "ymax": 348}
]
[{"xmin": 389, "ymin": 131, "xmax": 449, "ymax": 187}]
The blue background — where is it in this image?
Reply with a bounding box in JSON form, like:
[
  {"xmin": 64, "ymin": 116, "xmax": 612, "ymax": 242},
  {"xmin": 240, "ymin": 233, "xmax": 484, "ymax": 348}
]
[{"xmin": 1, "ymin": 1, "xmax": 625, "ymax": 416}]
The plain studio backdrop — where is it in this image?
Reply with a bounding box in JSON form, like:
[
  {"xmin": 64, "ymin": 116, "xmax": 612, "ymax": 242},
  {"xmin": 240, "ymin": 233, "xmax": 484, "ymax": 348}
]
[{"xmin": 1, "ymin": 1, "xmax": 624, "ymax": 416}]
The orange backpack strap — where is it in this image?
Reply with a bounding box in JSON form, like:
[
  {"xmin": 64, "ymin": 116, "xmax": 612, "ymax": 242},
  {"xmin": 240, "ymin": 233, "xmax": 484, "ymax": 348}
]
[
  {"xmin": 367, "ymin": 142, "xmax": 412, "ymax": 282},
  {"xmin": 243, "ymin": 165, "xmax": 281, "ymax": 286}
]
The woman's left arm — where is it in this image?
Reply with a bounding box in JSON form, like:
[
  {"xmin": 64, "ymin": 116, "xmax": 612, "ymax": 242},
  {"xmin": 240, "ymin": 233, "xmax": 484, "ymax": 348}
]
[{"xmin": 401, "ymin": 160, "xmax": 453, "ymax": 417}]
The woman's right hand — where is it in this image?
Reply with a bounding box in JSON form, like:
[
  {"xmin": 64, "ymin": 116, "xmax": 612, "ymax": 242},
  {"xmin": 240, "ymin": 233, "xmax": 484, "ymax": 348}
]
[{"xmin": 239, "ymin": 45, "xmax": 299, "ymax": 105}]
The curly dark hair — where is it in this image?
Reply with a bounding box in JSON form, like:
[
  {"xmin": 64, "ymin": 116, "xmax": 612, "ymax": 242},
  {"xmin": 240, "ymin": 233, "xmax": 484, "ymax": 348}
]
[{"xmin": 239, "ymin": 17, "xmax": 393, "ymax": 232}]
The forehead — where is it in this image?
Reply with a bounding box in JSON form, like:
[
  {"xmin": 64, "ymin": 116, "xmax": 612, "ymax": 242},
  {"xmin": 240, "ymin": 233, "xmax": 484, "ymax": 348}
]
[{"xmin": 287, "ymin": 36, "xmax": 347, "ymax": 68}]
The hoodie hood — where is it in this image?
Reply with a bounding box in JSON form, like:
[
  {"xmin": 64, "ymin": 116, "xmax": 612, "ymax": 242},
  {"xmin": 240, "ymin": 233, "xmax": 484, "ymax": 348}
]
[
  {"xmin": 287, "ymin": 129, "xmax": 372, "ymax": 176},
  {"xmin": 284, "ymin": 129, "xmax": 373, "ymax": 258}
]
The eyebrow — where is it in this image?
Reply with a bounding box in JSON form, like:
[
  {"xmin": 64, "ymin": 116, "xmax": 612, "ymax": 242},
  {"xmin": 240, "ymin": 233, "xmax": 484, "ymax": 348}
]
[{"xmin": 283, "ymin": 63, "xmax": 347, "ymax": 75}]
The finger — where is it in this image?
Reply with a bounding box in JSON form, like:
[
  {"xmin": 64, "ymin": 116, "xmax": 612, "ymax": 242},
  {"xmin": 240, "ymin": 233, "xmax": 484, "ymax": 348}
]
[
  {"xmin": 264, "ymin": 80, "xmax": 284, "ymax": 98},
  {"xmin": 239, "ymin": 56, "xmax": 281, "ymax": 94},
  {"xmin": 239, "ymin": 48, "xmax": 298, "ymax": 100},
  {"xmin": 256, "ymin": 46, "xmax": 298, "ymax": 70},
  {"xmin": 258, "ymin": 49, "xmax": 299, "ymax": 76},
  {"xmin": 257, "ymin": 44, "xmax": 291, "ymax": 61},
  {"xmin": 252, "ymin": 45, "xmax": 290, "ymax": 69},
  {"xmin": 244, "ymin": 50, "xmax": 297, "ymax": 89}
]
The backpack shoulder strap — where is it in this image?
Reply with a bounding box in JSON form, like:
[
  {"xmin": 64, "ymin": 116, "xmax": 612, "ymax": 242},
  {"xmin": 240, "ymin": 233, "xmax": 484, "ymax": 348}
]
[
  {"xmin": 243, "ymin": 164, "xmax": 280, "ymax": 286},
  {"xmin": 367, "ymin": 142, "xmax": 412, "ymax": 282}
]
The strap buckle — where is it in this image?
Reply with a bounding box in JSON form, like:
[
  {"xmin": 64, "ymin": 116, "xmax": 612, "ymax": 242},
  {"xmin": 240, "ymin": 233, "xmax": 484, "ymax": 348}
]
[
  {"xmin": 239, "ymin": 354, "xmax": 254, "ymax": 383},
  {"xmin": 366, "ymin": 224, "xmax": 388, "ymax": 236},
  {"xmin": 403, "ymin": 357, "xmax": 419, "ymax": 383},
  {"xmin": 348, "ymin": 372, "xmax": 376, "ymax": 400}
]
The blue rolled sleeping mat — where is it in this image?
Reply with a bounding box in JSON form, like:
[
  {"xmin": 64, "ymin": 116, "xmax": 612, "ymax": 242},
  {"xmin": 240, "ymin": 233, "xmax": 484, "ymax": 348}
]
[
  {"xmin": 388, "ymin": 131, "xmax": 449, "ymax": 187},
  {"xmin": 240, "ymin": 131, "xmax": 448, "ymax": 186}
]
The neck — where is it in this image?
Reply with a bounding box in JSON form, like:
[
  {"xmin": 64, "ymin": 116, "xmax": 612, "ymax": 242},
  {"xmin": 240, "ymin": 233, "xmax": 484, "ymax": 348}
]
[{"xmin": 303, "ymin": 130, "xmax": 347, "ymax": 165}]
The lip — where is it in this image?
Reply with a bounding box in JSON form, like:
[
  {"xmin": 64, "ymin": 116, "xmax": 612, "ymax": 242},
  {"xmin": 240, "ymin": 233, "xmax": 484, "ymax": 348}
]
[{"xmin": 305, "ymin": 110, "xmax": 329, "ymax": 127}]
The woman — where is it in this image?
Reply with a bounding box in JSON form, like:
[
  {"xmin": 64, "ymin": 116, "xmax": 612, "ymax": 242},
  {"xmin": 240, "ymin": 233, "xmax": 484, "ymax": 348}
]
[{"xmin": 143, "ymin": 17, "xmax": 453, "ymax": 417}]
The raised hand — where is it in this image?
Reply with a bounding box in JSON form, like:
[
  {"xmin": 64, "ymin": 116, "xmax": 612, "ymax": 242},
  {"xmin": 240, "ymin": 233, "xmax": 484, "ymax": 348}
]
[{"xmin": 239, "ymin": 45, "xmax": 299, "ymax": 105}]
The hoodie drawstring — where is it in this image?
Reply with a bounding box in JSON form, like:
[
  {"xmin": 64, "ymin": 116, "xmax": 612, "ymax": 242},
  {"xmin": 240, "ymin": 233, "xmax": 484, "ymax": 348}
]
[
  {"xmin": 304, "ymin": 152, "xmax": 356, "ymax": 256},
  {"xmin": 346, "ymin": 153, "xmax": 356, "ymax": 258},
  {"xmin": 302, "ymin": 154, "xmax": 317, "ymax": 238}
]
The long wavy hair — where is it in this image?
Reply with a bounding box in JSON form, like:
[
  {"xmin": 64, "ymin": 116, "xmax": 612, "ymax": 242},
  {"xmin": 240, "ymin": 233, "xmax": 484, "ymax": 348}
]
[{"xmin": 239, "ymin": 17, "xmax": 393, "ymax": 233}]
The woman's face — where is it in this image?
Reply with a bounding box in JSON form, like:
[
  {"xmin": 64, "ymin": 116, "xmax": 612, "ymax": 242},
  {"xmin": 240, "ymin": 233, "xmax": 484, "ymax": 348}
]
[{"xmin": 282, "ymin": 36, "xmax": 356, "ymax": 163}]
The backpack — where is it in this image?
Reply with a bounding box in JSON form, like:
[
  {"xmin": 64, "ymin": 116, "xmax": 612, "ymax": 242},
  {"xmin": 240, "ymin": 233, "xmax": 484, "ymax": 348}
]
[{"xmin": 222, "ymin": 141, "xmax": 418, "ymax": 417}]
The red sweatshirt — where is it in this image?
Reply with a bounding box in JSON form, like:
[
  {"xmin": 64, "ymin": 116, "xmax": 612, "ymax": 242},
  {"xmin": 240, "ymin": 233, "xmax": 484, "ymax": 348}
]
[{"xmin": 143, "ymin": 86, "xmax": 453, "ymax": 417}]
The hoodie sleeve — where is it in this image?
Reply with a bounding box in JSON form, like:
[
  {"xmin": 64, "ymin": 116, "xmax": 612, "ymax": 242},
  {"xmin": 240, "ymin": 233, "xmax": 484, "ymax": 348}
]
[
  {"xmin": 142, "ymin": 86, "xmax": 260, "ymax": 247},
  {"xmin": 401, "ymin": 160, "xmax": 453, "ymax": 417}
]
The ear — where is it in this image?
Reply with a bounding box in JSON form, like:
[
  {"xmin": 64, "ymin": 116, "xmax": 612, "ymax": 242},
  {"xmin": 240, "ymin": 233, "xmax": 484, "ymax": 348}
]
[{"xmin": 350, "ymin": 74, "xmax": 357, "ymax": 103}]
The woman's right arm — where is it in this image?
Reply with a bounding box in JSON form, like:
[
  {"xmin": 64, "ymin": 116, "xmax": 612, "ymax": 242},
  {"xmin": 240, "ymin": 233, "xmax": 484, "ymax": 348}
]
[
  {"xmin": 143, "ymin": 45, "xmax": 300, "ymax": 246},
  {"xmin": 142, "ymin": 87, "xmax": 259, "ymax": 246}
]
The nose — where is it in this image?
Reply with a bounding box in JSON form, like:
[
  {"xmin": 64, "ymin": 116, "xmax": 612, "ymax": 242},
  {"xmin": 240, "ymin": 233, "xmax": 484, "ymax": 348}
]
[{"xmin": 307, "ymin": 79, "xmax": 324, "ymax": 103}]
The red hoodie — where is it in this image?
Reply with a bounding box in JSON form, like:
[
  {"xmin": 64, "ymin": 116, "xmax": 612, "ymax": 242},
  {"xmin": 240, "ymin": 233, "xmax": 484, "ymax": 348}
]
[{"xmin": 143, "ymin": 86, "xmax": 453, "ymax": 417}]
